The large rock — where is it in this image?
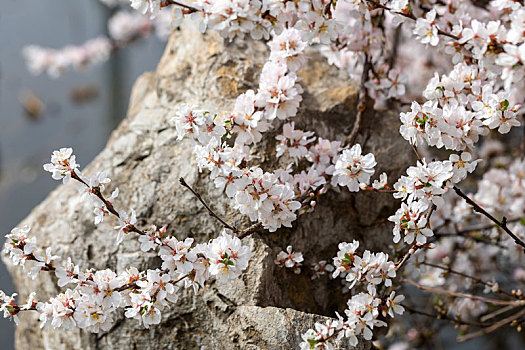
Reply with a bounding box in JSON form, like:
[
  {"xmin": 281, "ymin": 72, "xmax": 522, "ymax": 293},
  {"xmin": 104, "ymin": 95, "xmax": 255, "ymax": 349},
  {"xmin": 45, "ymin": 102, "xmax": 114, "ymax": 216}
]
[{"xmin": 4, "ymin": 21, "xmax": 414, "ymax": 349}]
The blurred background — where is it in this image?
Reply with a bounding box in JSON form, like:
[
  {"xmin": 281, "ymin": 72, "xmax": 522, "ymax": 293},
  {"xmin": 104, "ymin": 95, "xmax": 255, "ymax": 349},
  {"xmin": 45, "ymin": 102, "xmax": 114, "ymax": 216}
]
[{"xmin": 0, "ymin": 1, "xmax": 166, "ymax": 348}]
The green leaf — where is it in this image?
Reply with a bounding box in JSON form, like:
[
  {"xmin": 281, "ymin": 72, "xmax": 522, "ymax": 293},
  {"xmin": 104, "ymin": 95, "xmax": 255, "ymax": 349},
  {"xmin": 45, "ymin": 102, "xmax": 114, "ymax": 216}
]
[{"xmin": 307, "ymin": 339, "xmax": 319, "ymax": 348}]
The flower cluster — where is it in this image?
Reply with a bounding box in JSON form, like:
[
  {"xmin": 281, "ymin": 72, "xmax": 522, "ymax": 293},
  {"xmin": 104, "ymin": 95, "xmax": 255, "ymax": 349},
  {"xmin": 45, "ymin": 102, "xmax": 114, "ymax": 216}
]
[
  {"xmin": 1, "ymin": 147, "xmax": 254, "ymax": 331},
  {"xmin": 333, "ymin": 144, "xmax": 377, "ymax": 192},
  {"xmin": 300, "ymin": 285, "xmax": 404, "ymax": 349},
  {"xmin": 389, "ymin": 153, "xmax": 481, "ymax": 245},
  {"xmin": 1, "ymin": 291, "xmax": 38, "ymax": 325},
  {"xmin": 3, "ymin": 224, "xmax": 251, "ymax": 330},
  {"xmin": 332, "ymin": 240, "xmax": 397, "ymax": 289},
  {"xmin": 274, "ymin": 245, "xmax": 304, "ymax": 274},
  {"xmin": 23, "ymin": 38, "xmax": 112, "ymax": 78},
  {"xmin": 23, "ymin": 8, "xmax": 172, "ymax": 77},
  {"xmin": 300, "ymin": 239, "xmax": 404, "ymax": 349},
  {"xmin": 169, "ymin": 28, "xmax": 310, "ymax": 232},
  {"xmin": 400, "ymin": 64, "xmax": 521, "ymax": 151},
  {"xmin": 3, "ymin": 225, "xmax": 59, "ymax": 280}
]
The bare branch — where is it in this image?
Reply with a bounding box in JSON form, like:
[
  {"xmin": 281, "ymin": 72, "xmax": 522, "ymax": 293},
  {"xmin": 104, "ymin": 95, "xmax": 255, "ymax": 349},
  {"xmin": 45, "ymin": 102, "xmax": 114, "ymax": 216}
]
[
  {"xmin": 403, "ymin": 279, "xmax": 524, "ymax": 306},
  {"xmin": 457, "ymin": 308, "xmax": 525, "ymax": 342},
  {"xmin": 453, "ymin": 186, "xmax": 525, "ymax": 250},
  {"xmin": 179, "ymin": 177, "xmax": 238, "ymax": 233},
  {"xmin": 420, "ymin": 261, "xmax": 518, "ymax": 299},
  {"xmin": 162, "ymin": 0, "xmax": 199, "ymax": 13},
  {"xmin": 402, "ymin": 303, "xmax": 487, "ymax": 327}
]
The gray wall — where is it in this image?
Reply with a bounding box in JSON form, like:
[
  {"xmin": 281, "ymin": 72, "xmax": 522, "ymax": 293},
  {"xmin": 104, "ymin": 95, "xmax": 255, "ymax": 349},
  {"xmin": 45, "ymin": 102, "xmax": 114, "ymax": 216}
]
[{"xmin": 0, "ymin": 0, "xmax": 166, "ymax": 348}]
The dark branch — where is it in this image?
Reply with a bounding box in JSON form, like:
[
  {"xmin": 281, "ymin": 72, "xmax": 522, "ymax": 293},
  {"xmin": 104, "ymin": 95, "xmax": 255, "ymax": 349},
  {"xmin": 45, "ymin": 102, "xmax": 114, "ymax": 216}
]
[
  {"xmin": 402, "ymin": 303, "xmax": 487, "ymax": 327},
  {"xmin": 365, "ymin": 0, "xmax": 460, "ymax": 40},
  {"xmin": 162, "ymin": 0, "xmax": 199, "ymax": 13},
  {"xmin": 453, "ymin": 186, "xmax": 525, "ymax": 250},
  {"xmin": 179, "ymin": 177, "xmax": 238, "ymax": 233},
  {"xmin": 421, "ymin": 261, "xmax": 519, "ymax": 299}
]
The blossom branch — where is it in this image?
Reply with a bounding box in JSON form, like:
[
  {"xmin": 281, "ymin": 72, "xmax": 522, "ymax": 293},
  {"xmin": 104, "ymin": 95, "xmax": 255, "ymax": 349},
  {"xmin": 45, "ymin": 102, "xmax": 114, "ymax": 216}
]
[
  {"xmin": 365, "ymin": 0, "xmax": 460, "ymax": 40},
  {"xmin": 71, "ymin": 170, "xmax": 120, "ymax": 218},
  {"xmin": 395, "ymin": 244, "xmax": 423, "ymax": 271}
]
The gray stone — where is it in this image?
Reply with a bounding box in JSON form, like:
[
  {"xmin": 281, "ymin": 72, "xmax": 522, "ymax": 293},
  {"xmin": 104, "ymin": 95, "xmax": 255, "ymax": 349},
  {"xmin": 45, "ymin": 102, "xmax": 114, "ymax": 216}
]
[{"xmin": 4, "ymin": 21, "xmax": 414, "ymax": 350}]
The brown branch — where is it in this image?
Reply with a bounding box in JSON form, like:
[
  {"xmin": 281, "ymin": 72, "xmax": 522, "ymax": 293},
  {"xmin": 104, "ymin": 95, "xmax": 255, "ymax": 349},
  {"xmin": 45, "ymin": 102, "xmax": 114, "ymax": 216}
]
[
  {"xmin": 436, "ymin": 217, "xmax": 523, "ymax": 236},
  {"xmin": 457, "ymin": 307, "xmax": 525, "ymax": 342},
  {"xmin": 114, "ymin": 273, "xmax": 189, "ymax": 293},
  {"xmin": 402, "ymin": 303, "xmax": 487, "ymax": 327},
  {"xmin": 395, "ymin": 244, "xmax": 422, "ymax": 270},
  {"xmin": 410, "ymin": 141, "xmax": 422, "ymax": 162},
  {"xmin": 237, "ymin": 223, "xmax": 262, "ymax": 239},
  {"xmin": 365, "ymin": 0, "xmax": 460, "ymax": 41},
  {"xmin": 162, "ymin": 0, "xmax": 199, "ymax": 13},
  {"xmin": 388, "ymin": 25, "xmax": 402, "ymax": 68},
  {"xmin": 71, "ymin": 169, "xmax": 176, "ymax": 248},
  {"xmin": 432, "ymin": 232, "xmax": 508, "ymax": 248},
  {"xmin": 25, "ymin": 253, "xmax": 56, "ymax": 272},
  {"xmin": 420, "ymin": 262, "xmax": 518, "ymax": 299},
  {"xmin": 343, "ymin": 53, "xmax": 371, "ymax": 147},
  {"xmin": 179, "ymin": 177, "xmax": 238, "ymax": 233},
  {"xmin": 521, "ymin": 123, "xmax": 525, "ymax": 156},
  {"xmin": 453, "ymin": 186, "xmax": 525, "ymax": 250},
  {"xmin": 403, "ymin": 279, "xmax": 523, "ymax": 306}
]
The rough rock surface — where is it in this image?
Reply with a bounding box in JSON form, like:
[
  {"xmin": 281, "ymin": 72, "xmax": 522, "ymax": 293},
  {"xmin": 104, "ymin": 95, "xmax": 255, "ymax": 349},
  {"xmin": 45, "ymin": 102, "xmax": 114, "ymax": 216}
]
[{"xmin": 4, "ymin": 21, "xmax": 414, "ymax": 350}]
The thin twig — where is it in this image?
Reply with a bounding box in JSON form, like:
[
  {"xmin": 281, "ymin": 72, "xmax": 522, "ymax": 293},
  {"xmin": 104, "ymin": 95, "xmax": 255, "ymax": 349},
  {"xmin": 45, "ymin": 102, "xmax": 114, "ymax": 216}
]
[
  {"xmin": 71, "ymin": 170, "xmax": 180, "ymax": 249},
  {"xmin": 114, "ymin": 273, "xmax": 189, "ymax": 293},
  {"xmin": 481, "ymin": 304, "xmax": 517, "ymax": 322},
  {"xmin": 402, "ymin": 304, "xmax": 486, "ymax": 327},
  {"xmin": 457, "ymin": 307, "xmax": 525, "ymax": 342},
  {"xmin": 343, "ymin": 53, "xmax": 371, "ymax": 146},
  {"xmin": 436, "ymin": 217, "xmax": 523, "ymax": 236},
  {"xmin": 410, "ymin": 141, "xmax": 422, "ymax": 162},
  {"xmin": 453, "ymin": 186, "xmax": 525, "ymax": 250},
  {"xmin": 432, "ymin": 232, "xmax": 508, "ymax": 248},
  {"xmin": 163, "ymin": 0, "xmax": 199, "ymax": 12},
  {"xmin": 395, "ymin": 245, "xmax": 422, "ymax": 270},
  {"xmin": 365, "ymin": 0, "xmax": 460, "ymax": 40},
  {"xmin": 403, "ymin": 279, "xmax": 524, "ymax": 306},
  {"xmin": 179, "ymin": 177, "xmax": 238, "ymax": 233},
  {"xmin": 420, "ymin": 261, "xmax": 518, "ymax": 299}
]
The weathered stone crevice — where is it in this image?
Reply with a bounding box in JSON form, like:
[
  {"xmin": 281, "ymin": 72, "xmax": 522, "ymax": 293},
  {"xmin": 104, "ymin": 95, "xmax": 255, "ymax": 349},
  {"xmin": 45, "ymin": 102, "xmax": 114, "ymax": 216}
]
[{"xmin": 4, "ymin": 20, "xmax": 414, "ymax": 349}]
